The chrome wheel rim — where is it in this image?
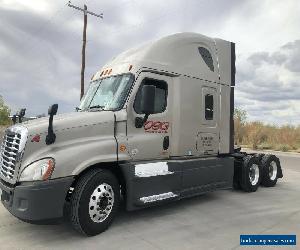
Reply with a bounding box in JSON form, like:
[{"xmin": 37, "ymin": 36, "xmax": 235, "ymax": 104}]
[
  {"xmin": 269, "ymin": 161, "xmax": 278, "ymax": 181},
  {"xmin": 249, "ymin": 164, "xmax": 259, "ymax": 186},
  {"xmin": 89, "ymin": 183, "xmax": 114, "ymax": 223}
]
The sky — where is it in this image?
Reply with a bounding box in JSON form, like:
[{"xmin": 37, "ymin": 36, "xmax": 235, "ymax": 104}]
[{"xmin": 0, "ymin": 0, "xmax": 299, "ymax": 125}]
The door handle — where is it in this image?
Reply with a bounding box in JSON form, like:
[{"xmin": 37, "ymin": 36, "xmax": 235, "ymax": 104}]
[{"xmin": 163, "ymin": 136, "xmax": 169, "ymax": 150}]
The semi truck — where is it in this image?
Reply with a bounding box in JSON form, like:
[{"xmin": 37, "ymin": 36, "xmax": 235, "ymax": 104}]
[{"xmin": 0, "ymin": 33, "xmax": 283, "ymax": 236}]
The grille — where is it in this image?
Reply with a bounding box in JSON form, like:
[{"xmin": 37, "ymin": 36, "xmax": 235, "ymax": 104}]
[
  {"xmin": 0, "ymin": 132, "xmax": 20, "ymax": 179},
  {"xmin": 0, "ymin": 126, "xmax": 28, "ymax": 182}
]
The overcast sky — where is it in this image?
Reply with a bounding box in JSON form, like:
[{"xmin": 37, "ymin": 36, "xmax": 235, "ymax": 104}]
[{"xmin": 0, "ymin": 0, "xmax": 299, "ymax": 125}]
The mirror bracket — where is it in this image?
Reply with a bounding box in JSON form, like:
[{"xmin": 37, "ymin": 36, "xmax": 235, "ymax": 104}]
[
  {"xmin": 46, "ymin": 104, "xmax": 58, "ymax": 145},
  {"xmin": 18, "ymin": 108, "xmax": 26, "ymax": 123},
  {"xmin": 135, "ymin": 114, "xmax": 149, "ymax": 128}
]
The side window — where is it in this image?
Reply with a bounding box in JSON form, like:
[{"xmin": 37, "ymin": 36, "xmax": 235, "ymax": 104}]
[
  {"xmin": 198, "ymin": 47, "xmax": 214, "ymax": 72},
  {"xmin": 205, "ymin": 94, "xmax": 214, "ymax": 120},
  {"xmin": 134, "ymin": 78, "xmax": 168, "ymax": 114}
]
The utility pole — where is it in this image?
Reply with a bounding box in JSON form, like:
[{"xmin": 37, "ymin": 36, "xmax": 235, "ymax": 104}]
[{"xmin": 67, "ymin": 1, "xmax": 103, "ymax": 100}]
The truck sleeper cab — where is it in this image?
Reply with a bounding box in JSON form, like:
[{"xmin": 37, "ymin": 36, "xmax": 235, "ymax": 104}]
[{"xmin": 0, "ymin": 33, "xmax": 283, "ymax": 236}]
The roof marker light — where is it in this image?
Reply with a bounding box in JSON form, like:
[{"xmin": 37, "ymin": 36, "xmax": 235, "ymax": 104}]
[{"xmin": 129, "ymin": 65, "xmax": 133, "ymax": 71}]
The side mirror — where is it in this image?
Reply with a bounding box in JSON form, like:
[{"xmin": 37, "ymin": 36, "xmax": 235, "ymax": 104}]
[
  {"xmin": 19, "ymin": 108, "xmax": 26, "ymax": 118},
  {"xmin": 141, "ymin": 85, "xmax": 156, "ymax": 114},
  {"xmin": 48, "ymin": 104, "xmax": 58, "ymax": 116},
  {"xmin": 46, "ymin": 104, "xmax": 58, "ymax": 145},
  {"xmin": 135, "ymin": 85, "xmax": 156, "ymax": 128},
  {"xmin": 12, "ymin": 114, "xmax": 17, "ymax": 124},
  {"xmin": 18, "ymin": 108, "xmax": 26, "ymax": 123}
]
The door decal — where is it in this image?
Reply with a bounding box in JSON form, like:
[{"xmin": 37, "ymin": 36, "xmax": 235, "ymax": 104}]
[{"xmin": 144, "ymin": 121, "xmax": 169, "ymax": 133}]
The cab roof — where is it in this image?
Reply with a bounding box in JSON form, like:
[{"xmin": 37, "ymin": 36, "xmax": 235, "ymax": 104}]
[{"xmin": 97, "ymin": 32, "xmax": 232, "ymax": 84}]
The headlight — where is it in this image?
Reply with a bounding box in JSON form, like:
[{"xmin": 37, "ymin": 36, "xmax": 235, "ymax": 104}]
[{"xmin": 19, "ymin": 158, "xmax": 55, "ymax": 182}]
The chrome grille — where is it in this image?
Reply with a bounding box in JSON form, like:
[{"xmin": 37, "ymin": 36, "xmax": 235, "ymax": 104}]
[
  {"xmin": 0, "ymin": 132, "xmax": 20, "ymax": 179},
  {"xmin": 0, "ymin": 126, "xmax": 28, "ymax": 183}
]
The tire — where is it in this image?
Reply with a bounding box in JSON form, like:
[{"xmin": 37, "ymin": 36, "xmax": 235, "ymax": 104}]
[
  {"xmin": 233, "ymin": 179, "xmax": 241, "ymax": 190},
  {"xmin": 240, "ymin": 155, "xmax": 261, "ymax": 192},
  {"xmin": 261, "ymin": 154, "xmax": 281, "ymax": 187},
  {"xmin": 70, "ymin": 169, "xmax": 120, "ymax": 236},
  {"xmin": 255, "ymin": 153, "xmax": 264, "ymax": 161}
]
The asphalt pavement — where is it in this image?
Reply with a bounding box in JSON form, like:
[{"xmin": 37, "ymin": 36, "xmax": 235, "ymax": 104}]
[{"xmin": 0, "ymin": 151, "xmax": 299, "ymax": 250}]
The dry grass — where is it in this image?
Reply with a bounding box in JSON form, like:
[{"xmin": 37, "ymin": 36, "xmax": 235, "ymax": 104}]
[{"xmin": 235, "ymin": 121, "xmax": 300, "ymax": 152}]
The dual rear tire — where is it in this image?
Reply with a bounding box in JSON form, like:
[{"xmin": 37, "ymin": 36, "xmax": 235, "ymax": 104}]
[
  {"xmin": 234, "ymin": 154, "xmax": 282, "ymax": 192},
  {"xmin": 240, "ymin": 155, "xmax": 261, "ymax": 192},
  {"xmin": 261, "ymin": 154, "xmax": 281, "ymax": 187}
]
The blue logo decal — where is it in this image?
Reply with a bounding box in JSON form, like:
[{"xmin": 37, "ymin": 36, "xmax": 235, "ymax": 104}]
[{"xmin": 240, "ymin": 235, "xmax": 296, "ymax": 245}]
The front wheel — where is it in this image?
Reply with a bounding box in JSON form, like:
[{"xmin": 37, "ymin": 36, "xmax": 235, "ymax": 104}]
[{"xmin": 70, "ymin": 169, "xmax": 120, "ymax": 236}]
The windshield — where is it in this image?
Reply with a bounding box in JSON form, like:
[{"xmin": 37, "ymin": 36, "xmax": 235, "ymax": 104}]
[{"xmin": 79, "ymin": 74, "xmax": 134, "ymax": 111}]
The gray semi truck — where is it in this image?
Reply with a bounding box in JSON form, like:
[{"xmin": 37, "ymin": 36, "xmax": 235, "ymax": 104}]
[{"xmin": 0, "ymin": 33, "xmax": 283, "ymax": 236}]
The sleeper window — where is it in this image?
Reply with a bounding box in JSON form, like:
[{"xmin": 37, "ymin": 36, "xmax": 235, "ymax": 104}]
[
  {"xmin": 198, "ymin": 47, "xmax": 214, "ymax": 72},
  {"xmin": 205, "ymin": 94, "xmax": 214, "ymax": 120},
  {"xmin": 134, "ymin": 78, "xmax": 168, "ymax": 114}
]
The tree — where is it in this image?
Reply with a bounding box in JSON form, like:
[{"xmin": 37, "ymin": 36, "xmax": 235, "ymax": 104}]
[
  {"xmin": 234, "ymin": 107, "xmax": 247, "ymax": 145},
  {"xmin": 0, "ymin": 96, "xmax": 11, "ymax": 126}
]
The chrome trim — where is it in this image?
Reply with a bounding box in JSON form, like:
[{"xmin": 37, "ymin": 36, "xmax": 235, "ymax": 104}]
[
  {"xmin": 0, "ymin": 125, "xmax": 28, "ymax": 184},
  {"xmin": 249, "ymin": 164, "xmax": 259, "ymax": 186},
  {"xmin": 89, "ymin": 183, "xmax": 114, "ymax": 223},
  {"xmin": 140, "ymin": 192, "xmax": 178, "ymax": 203},
  {"xmin": 269, "ymin": 161, "xmax": 278, "ymax": 181}
]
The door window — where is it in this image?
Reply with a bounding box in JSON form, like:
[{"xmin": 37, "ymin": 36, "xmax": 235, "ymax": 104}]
[
  {"xmin": 205, "ymin": 94, "xmax": 214, "ymax": 120},
  {"xmin": 134, "ymin": 78, "xmax": 168, "ymax": 114}
]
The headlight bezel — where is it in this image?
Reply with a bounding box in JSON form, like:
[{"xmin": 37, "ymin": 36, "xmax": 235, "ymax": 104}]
[{"xmin": 19, "ymin": 158, "xmax": 55, "ymax": 182}]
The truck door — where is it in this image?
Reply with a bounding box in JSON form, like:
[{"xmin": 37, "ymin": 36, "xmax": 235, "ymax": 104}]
[
  {"xmin": 181, "ymin": 85, "xmax": 228, "ymax": 192},
  {"xmin": 196, "ymin": 86, "xmax": 220, "ymax": 155},
  {"xmin": 126, "ymin": 72, "xmax": 172, "ymax": 161}
]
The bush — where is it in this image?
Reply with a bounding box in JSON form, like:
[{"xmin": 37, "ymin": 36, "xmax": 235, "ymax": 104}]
[
  {"xmin": 0, "ymin": 96, "xmax": 11, "ymax": 126},
  {"xmin": 234, "ymin": 108, "xmax": 300, "ymax": 152},
  {"xmin": 275, "ymin": 144, "xmax": 291, "ymax": 152}
]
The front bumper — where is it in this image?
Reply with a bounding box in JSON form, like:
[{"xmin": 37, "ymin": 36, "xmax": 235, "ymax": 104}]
[{"xmin": 0, "ymin": 177, "xmax": 74, "ymax": 222}]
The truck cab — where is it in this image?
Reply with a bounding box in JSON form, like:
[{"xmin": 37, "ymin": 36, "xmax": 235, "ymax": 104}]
[{"xmin": 0, "ymin": 33, "xmax": 282, "ymax": 236}]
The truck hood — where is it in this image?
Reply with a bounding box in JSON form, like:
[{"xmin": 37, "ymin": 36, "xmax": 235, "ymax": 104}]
[
  {"xmin": 17, "ymin": 110, "xmax": 118, "ymax": 179},
  {"xmin": 22, "ymin": 111, "xmax": 115, "ymax": 136}
]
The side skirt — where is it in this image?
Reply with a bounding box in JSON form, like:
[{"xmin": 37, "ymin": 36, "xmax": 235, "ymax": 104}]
[{"xmin": 120, "ymin": 156, "xmax": 234, "ymax": 211}]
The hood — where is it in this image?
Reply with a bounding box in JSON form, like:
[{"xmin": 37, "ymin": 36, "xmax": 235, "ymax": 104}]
[{"xmin": 22, "ymin": 111, "xmax": 115, "ymax": 136}]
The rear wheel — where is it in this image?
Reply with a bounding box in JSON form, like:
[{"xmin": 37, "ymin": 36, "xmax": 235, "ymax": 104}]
[
  {"xmin": 261, "ymin": 154, "xmax": 280, "ymax": 187},
  {"xmin": 240, "ymin": 156, "xmax": 261, "ymax": 192},
  {"xmin": 70, "ymin": 169, "xmax": 120, "ymax": 236}
]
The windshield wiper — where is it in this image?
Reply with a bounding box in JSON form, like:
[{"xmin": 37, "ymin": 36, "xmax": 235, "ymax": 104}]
[{"xmin": 88, "ymin": 105, "xmax": 105, "ymax": 110}]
